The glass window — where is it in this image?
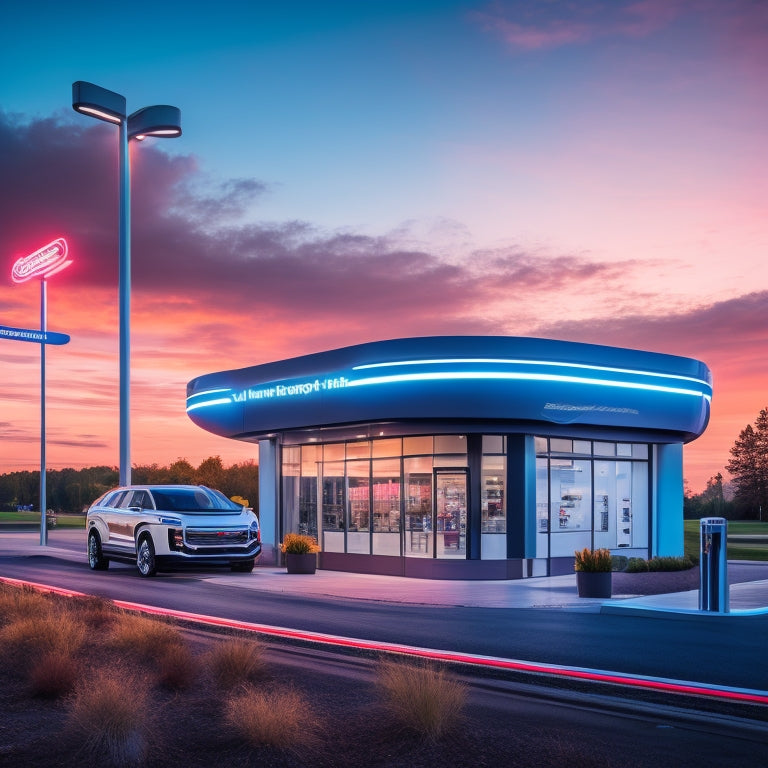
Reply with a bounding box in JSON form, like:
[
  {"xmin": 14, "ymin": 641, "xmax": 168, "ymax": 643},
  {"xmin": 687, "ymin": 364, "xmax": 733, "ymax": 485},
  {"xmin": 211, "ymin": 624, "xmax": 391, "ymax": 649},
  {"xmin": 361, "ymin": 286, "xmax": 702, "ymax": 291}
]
[
  {"xmin": 573, "ymin": 440, "xmax": 591, "ymax": 455},
  {"xmin": 550, "ymin": 438, "xmax": 572, "ymax": 453},
  {"xmin": 549, "ymin": 459, "xmax": 592, "ymax": 556},
  {"xmin": 434, "ymin": 435, "xmax": 467, "ymax": 454},
  {"xmin": 632, "ymin": 443, "xmax": 648, "ymax": 459},
  {"xmin": 482, "ymin": 435, "xmax": 504, "ymax": 453},
  {"xmin": 346, "ymin": 459, "xmax": 370, "ymax": 554},
  {"xmin": 282, "ymin": 446, "xmax": 301, "ymax": 538},
  {"xmin": 617, "ymin": 443, "xmax": 632, "ymax": 457},
  {"xmin": 594, "ymin": 442, "xmax": 615, "ymax": 456},
  {"xmin": 481, "ymin": 454, "xmax": 505, "ymax": 533},
  {"xmin": 535, "ymin": 458, "xmax": 549, "ymax": 558},
  {"xmin": 321, "ymin": 461, "xmax": 345, "ymax": 536},
  {"xmin": 323, "ymin": 443, "xmax": 345, "ymax": 462},
  {"xmin": 403, "ymin": 436, "xmax": 432, "ymax": 455},
  {"xmin": 372, "ymin": 438, "xmax": 402, "ymax": 458},
  {"xmin": 346, "ymin": 440, "xmax": 370, "ymax": 459},
  {"xmin": 534, "ymin": 436, "xmax": 548, "ymax": 454},
  {"xmin": 404, "ymin": 456, "xmax": 432, "ymax": 558},
  {"xmin": 372, "ymin": 458, "xmax": 401, "ymax": 555}
]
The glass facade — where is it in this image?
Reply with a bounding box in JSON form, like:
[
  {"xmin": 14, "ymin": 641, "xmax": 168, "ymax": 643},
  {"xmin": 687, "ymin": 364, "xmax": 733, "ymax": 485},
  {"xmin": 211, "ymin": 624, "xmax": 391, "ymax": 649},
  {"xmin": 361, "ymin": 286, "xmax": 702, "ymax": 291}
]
[
  {"xmin": 534, "ymin": 437, "xmax": 649, "ymax": 559},
  {"xmin": 282, "ymin": 435, "xmax": 508, "ymax": 560},
  {"xmin": 282, "ymin": 433, "xmax": 649, "ymax": 566}
]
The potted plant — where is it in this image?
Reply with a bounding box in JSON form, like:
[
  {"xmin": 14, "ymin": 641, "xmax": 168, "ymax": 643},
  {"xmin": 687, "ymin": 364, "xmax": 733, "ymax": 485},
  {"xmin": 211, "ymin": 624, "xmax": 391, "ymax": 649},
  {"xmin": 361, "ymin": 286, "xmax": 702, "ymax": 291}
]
[
  {"xmin": 281, "ymin": 533, "xmax": 320, "ymax": 574},
  {"xmin": 574, "ymin": 547, "xmax": 613, "ymax": 598}
]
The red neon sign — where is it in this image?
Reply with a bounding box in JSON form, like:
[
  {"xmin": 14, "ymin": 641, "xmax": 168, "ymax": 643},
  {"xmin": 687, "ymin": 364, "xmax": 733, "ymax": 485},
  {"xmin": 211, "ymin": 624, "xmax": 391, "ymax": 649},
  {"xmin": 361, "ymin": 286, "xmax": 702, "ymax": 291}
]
[{"xmin": 11, "ymin": 238, "xmax": 71, "ymax": 283}]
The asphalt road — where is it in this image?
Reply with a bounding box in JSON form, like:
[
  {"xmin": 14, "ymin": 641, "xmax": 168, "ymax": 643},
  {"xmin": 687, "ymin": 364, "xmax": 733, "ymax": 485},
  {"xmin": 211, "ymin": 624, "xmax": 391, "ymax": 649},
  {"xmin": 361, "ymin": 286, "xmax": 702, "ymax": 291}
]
[{"xmin": 1, "ymin": 548, "xmax": 766, "ymax": 694}]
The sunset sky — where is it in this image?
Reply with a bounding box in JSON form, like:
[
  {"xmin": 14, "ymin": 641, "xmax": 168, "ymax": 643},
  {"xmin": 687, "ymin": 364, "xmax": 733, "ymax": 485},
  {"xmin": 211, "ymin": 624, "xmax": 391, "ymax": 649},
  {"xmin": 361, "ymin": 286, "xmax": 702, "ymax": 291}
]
[{"xmin": 1, "ymin": 1, "xmax": 766, "ymax": 493}]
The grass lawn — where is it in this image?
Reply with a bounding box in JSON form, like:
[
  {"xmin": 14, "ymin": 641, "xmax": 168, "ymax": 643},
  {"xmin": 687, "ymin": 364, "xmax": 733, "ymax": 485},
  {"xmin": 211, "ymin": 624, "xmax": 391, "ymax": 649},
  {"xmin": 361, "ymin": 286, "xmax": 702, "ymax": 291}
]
[
  {"xmin": 684, "ymin": 519, "xmax": 768, "ymax": 562},
  {"xmin": 0, "ymin": 511, "xmax": 85, "ymax": 529}
]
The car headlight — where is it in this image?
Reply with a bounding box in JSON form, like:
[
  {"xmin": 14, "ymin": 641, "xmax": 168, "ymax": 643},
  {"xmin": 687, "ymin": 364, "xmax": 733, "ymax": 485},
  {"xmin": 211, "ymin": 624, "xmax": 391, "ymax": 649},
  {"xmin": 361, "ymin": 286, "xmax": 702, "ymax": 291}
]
[{"xmin": 249, "ymin": 520, "xmax": 261, "ymax": 543}]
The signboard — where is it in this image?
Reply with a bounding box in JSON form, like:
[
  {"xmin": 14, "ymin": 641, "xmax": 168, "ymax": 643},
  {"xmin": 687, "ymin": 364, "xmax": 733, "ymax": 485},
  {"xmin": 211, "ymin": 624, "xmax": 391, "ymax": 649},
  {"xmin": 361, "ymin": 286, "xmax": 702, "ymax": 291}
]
[
  {"xmin": 0, "ymin": 325, "xmax": 70, "ymax": 345},
  {"xmin": 11, "ymin": 238, "xmax": 71, "ymax": 283}
]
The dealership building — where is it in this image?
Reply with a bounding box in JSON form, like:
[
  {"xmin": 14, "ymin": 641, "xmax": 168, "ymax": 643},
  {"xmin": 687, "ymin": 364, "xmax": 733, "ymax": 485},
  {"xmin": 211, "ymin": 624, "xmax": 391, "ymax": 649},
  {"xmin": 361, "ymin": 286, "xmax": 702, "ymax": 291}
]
[{"xmin": 186, "ymin": 336, "xmax": 711, "ymax": 579}]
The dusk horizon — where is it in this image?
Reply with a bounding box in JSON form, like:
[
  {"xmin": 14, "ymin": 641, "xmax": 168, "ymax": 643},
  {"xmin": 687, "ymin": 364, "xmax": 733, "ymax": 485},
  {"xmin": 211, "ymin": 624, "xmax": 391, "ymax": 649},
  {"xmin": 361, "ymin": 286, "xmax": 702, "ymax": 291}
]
[{"xmin": 1, "ymin": 1, "xmax": 766, "ymax": 494}]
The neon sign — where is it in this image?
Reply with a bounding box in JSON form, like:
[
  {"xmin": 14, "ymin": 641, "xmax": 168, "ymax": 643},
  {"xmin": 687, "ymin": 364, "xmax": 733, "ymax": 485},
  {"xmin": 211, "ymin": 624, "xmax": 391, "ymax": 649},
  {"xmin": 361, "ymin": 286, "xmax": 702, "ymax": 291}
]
[{"xmin": 11, "ymin": 238, "xmax": 71, "ymax": 283}]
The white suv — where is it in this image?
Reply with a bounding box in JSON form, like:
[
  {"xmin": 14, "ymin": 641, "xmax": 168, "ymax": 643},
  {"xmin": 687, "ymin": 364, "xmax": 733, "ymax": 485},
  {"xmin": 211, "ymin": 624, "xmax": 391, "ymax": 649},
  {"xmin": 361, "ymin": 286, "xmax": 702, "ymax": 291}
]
[{"xmin": 86, "ymin": 485, "xmax": 261, "ymax": 577}]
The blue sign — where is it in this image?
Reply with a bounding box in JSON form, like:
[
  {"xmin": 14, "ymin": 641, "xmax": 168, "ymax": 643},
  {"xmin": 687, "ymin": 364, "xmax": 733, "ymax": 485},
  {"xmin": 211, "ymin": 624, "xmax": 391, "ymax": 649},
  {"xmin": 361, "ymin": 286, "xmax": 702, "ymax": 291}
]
[{"xmin": 0, "ymin": 325, "xmax": 70, "ymax": 345}]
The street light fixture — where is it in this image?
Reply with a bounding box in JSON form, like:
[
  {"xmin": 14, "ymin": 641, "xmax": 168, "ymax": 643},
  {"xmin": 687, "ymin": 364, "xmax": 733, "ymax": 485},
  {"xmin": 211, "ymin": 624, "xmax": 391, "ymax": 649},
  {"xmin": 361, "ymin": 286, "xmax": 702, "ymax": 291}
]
[{"xmin": 72, "ymin": 81, "xmax": 181, "ymax": 487}]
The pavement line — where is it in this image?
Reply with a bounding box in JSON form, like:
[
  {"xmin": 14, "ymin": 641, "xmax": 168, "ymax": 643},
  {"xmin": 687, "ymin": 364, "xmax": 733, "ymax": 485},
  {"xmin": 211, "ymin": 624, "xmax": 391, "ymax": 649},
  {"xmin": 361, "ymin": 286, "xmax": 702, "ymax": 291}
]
[{"xmin": 3, "ymin": 575, "xmax": 767, "ymax": 706}]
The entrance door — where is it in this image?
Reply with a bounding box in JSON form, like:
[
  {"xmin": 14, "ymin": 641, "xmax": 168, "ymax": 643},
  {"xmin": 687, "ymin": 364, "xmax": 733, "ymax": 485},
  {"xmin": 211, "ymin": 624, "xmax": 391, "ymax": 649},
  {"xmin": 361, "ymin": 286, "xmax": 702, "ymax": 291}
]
[{"xmin": 434, "ymin": 469, "xmax": 467, "ymax": 559}]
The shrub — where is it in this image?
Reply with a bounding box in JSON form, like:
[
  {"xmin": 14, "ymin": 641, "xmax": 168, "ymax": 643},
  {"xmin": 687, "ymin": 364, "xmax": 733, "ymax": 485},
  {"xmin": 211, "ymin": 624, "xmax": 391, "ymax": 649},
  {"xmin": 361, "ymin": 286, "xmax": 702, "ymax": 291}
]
[
  {"xmin": 207, "ymin": 637, "xmax": 265, "ymax": 689},
  {"xmin": 280, "ymin": 533, "xmax": 319, "ymax": 554},
  {"xmin": 28, "ymin": 649, "xmax": 80, "ymax": 698},
  {"xmin": 224, "ymin": 685, "xmax": 317, "ymax": 751},
  {"xmin": 376, "ymin": 658, "xmax": 467, "ymax": 742},
  {"xmin": 67, "ymin": 669, "xmax": 150, "ymax": 768},
  {"xmin": 573, "ymin": 548, "xmax": 613, "ymax": 572},
  {"xmin": 625, "ymin": 555, "xmax": 697, "ymax": 573}
]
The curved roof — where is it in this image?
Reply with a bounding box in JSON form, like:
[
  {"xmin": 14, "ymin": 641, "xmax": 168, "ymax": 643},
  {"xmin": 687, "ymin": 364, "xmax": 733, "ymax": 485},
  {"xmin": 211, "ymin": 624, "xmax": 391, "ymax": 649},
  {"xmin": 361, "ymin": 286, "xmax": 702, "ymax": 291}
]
[{"xmin": 186, "ymin": 336, "xmax": 712, "ymax": 443}]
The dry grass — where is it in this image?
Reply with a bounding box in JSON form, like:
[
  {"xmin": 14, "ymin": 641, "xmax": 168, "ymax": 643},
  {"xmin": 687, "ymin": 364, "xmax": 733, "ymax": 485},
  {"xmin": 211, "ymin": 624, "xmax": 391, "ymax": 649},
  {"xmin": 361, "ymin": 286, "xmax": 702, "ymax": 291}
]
[
  {"xmin": 376, "ymin": 658, "xmax": 467, "ymax": 741},
  {"xmin": 67, "ymin": 668, "xmax": 151, "ymax": 768},
  {"xmin": 223, "ymin": 685, "xmax": 318, "ymax": 751},
  {"xmin": 0, "ymin": 582, "xmax": 54, "ymax": 624},
  {"xmin": 206, "ymin": 636, "xmax": 265, "ymax": 689},
  {"xmin": 0, "ymin": 611, "xmax": 86, "ymax": 665},
  {"xmin": 110, "ymin": 611, "xmax": 185, "ymax": 656},
  {"xmin": 157, "ymin": 642, "xmax": 195, "ymax": 690},
  {"xmin": 28, "ymin": 649, "xmax": 81, "ymax": 698}
]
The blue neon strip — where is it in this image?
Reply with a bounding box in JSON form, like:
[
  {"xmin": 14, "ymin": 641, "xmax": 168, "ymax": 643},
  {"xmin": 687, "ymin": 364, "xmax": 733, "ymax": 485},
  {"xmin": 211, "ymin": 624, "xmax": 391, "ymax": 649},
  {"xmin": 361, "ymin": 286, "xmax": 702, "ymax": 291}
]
[
  {"xmin": 347, "ymin": 370, "xmax": 711, "ymax": 400},
  {"xmin": 352, "ymin": 357, "xmax": 711, "ymax": 390},
  {"xmin": 187, "ymin": 396, "xmax": 233, "ymax": 412}
]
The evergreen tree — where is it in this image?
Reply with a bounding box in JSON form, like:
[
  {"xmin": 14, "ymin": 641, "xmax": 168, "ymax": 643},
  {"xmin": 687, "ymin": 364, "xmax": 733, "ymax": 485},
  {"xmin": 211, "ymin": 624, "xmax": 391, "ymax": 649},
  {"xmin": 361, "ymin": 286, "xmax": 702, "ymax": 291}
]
[{"xmin": 726, "ymin": 408, "xmax": 768, "ymax": 518}]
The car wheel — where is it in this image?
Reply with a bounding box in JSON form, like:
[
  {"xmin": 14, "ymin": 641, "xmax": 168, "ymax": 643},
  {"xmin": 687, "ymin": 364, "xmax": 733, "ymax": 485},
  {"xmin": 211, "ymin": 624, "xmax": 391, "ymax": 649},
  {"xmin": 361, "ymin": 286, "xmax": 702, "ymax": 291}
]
[
  {"xmin": 136, "ymin": 535, "xmax": 157, "ymax": 577},
  {"xmin": 87, "ymin": 530, "xmax": 109, "ymax": 571},
  {"xmin": 231, "ymin": 560, "xmax": 255, "ymax": 573}
]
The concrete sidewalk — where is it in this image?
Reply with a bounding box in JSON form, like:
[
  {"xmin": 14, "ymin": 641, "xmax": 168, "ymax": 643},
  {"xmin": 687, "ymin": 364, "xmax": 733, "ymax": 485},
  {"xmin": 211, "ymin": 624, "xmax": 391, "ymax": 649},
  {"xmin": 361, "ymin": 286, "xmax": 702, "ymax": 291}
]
[{"xmin": 2, "ymin": 529, "xmax": 768, "ymax": 616}]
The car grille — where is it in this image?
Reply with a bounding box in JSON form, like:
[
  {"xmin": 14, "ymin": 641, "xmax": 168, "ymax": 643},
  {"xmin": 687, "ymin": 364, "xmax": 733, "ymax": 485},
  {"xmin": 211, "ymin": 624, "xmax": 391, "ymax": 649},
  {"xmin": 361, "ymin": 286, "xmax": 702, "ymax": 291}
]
[{"xmin": 186, "ymin": 529, "xmax": 249, "ymax": 546}]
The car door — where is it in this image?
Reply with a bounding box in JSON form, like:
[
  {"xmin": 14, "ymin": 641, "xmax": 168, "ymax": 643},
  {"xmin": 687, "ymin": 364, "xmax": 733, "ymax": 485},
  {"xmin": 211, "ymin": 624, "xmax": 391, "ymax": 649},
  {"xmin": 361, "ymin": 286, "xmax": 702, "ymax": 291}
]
[{"xmin": 107, "ymin": 490, "xmax": 146, "ymax": 552}]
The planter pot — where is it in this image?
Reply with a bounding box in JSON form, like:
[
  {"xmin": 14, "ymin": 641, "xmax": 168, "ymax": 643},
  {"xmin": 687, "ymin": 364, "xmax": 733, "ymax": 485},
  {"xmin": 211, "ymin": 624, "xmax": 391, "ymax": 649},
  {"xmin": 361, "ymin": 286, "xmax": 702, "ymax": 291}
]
[
  {"xmin": 285, "ymin": 552, "xmax": 317, "ymax": 574},
  {"xmin": 576, "ymin": 571, "xmax": 612, "ymax": 598}
]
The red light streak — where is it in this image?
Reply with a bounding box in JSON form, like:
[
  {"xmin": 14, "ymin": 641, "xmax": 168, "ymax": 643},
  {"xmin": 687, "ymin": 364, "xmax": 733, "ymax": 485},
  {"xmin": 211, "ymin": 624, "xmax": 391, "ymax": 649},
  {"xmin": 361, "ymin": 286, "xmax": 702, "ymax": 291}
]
[{"xmin": 2, "ymin": 575, "xmax": 766, "ymax": 706}]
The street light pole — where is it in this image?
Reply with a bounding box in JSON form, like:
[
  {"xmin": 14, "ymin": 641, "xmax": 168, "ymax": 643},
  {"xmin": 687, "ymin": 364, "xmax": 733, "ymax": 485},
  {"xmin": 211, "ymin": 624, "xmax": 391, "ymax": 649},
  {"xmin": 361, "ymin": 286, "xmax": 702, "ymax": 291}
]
[
  {"xmin": 72, "ymin": 82, "xmax": 181, "ymax": 487},
  {"xmin": 118, "ymin": 112, "xmax": 131, "ymax": 487}
]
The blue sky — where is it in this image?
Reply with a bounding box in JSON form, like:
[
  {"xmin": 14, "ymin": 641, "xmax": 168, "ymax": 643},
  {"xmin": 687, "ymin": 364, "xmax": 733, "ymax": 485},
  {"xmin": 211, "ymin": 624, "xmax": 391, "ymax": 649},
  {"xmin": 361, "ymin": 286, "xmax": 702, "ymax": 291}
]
[{"xmin": 0, "ymin": 1, "xmax": 767, "ymax": 490}]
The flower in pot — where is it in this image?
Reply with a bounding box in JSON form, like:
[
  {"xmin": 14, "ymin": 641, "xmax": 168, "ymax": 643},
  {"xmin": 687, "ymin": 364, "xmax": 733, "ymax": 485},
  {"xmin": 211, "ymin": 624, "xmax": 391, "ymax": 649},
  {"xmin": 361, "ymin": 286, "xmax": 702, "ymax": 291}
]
[
  {"xmin": 574, "ymin": 547, "xmax": 613, "ymax": 598},
  {"xmin": 281, "ymin": 533, "xmax": 320, "ymax": 574}
]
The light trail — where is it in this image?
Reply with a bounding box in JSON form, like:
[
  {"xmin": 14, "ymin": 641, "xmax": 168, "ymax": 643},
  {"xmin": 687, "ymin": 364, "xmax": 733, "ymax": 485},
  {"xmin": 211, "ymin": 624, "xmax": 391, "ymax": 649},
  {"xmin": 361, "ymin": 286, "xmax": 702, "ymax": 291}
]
[{"xmin": 2, "ymin": 575, "xmax": 767, "ymax": 707}]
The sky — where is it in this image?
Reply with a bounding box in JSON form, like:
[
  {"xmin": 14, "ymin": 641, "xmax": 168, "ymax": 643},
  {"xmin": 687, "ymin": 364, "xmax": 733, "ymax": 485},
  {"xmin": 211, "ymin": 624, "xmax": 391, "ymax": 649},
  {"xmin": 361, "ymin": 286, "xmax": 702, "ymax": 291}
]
[{"xmin": 0, "ymin": 0, "xmax": 766, "ymax": 493}]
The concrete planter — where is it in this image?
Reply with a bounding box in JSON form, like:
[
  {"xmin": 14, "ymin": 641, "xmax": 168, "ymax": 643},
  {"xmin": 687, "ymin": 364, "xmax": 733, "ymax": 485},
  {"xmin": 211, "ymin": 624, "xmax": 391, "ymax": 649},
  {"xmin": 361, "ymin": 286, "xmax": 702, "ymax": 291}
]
[
  {"xmin": 285, "ymin": 552, "xmax": 317, "ymax": 574},
  {"xmin": 576, "ymin": 570, "xmax": 612, "ymax": 598}
]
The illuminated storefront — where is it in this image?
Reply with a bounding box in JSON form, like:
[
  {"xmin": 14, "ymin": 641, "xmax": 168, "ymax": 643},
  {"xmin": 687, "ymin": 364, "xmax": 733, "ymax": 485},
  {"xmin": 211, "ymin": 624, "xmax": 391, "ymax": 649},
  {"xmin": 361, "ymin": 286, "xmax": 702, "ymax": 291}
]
[{"xmin": 187, "ymin": 336, "xmax": 711, "ymax": 579}]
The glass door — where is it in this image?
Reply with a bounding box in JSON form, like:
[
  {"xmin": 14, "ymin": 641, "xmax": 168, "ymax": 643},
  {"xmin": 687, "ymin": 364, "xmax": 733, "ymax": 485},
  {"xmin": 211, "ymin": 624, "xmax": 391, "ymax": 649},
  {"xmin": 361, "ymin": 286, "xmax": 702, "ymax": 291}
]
[{"xmin": 434, "ymin": 469, "xmax": 467, "ymax": 559}]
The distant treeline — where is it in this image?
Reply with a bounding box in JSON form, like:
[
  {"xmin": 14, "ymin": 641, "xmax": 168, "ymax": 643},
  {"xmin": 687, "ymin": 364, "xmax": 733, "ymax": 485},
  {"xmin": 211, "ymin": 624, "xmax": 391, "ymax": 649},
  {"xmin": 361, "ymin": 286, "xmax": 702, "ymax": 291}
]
[{"xmin": 0, "ymin": 457, "xmax": 259, "ymax": 514}]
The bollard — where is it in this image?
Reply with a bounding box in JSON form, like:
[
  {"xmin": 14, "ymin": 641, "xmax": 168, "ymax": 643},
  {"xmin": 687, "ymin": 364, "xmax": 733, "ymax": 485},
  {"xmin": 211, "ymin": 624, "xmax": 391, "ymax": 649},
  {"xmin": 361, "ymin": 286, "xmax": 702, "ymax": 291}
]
[{"xmin": 699, "ymin": 517, "xmax": 729, "ymax": 612}]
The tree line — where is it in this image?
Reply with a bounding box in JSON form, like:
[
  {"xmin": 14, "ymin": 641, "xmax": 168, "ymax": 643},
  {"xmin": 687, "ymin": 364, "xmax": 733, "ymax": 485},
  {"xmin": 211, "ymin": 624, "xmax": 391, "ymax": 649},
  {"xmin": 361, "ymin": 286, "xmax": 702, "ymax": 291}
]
[
  {"xmin": 0, "ymin": 457, "xmax": 259, "ymax": 514},
  {"xmin": 685, "ymin": 406, "xmax": 768, "ymax": 520}
]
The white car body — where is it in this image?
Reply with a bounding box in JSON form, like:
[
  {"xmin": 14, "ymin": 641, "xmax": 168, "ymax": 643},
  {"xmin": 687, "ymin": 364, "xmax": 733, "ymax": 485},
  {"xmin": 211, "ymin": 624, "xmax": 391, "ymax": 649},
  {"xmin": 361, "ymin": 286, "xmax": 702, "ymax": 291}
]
[{"xmin": 86, "ymin": 484, "xmax": 261, "ymax": 576}]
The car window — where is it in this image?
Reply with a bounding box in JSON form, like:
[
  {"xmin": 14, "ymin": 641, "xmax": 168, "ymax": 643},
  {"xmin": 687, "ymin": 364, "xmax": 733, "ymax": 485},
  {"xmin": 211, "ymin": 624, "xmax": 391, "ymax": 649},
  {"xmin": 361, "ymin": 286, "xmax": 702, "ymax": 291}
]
[
  {"xmin": 108, "ymin": 491, "xmax": 128, "ymax": 508},
  {"xmin": 150, "ymin": 488, "xmax": 240, "ymax": 513},
  {"xmin": 130, "ymin": 490, "xmax": 153, "ymax": 510}
]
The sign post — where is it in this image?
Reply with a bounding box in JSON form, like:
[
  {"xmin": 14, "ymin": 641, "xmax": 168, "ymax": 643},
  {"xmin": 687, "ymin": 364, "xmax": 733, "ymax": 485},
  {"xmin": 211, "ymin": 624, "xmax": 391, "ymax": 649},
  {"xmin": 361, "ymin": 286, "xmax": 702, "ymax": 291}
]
[{"xmin": 9, "ymin": 238, "xmax": 72, "ymax": 545}]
